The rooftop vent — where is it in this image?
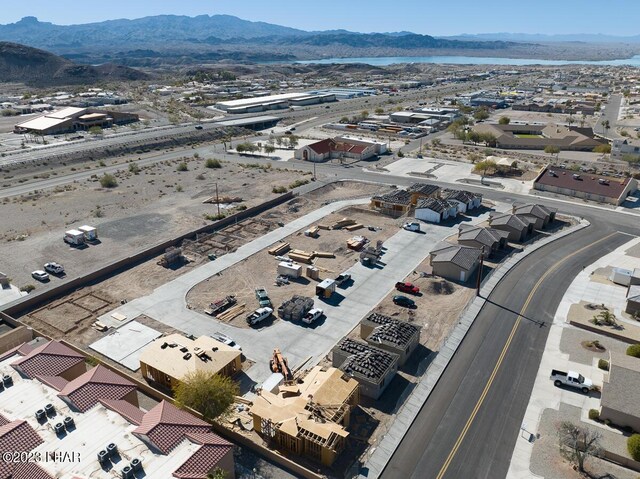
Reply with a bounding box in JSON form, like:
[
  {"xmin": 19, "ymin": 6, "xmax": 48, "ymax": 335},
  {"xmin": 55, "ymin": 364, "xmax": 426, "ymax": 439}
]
[
  {"xmin": 35, "ymin": 409, "xmax": 46, "ymax": 422},
  {"xmin": 131, "ymin": 458, "xmax": 142, "ymax": 472},
  {"xmin": 64, "ymin": 416, "xmax": 75, "ymax": 430},
  {"xmin": 44, "ymin": 404, "xmax": 55, "ymax": 416},
  {"xmin": 2, "ymin": 375, "xmax": 12, "ymax": 387}
]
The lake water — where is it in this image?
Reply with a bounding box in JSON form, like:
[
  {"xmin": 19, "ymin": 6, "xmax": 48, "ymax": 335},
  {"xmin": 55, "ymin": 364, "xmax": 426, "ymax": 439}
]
[{"xmin": 296, "ymin": 55, "xmax": 640, "ymax": 67}]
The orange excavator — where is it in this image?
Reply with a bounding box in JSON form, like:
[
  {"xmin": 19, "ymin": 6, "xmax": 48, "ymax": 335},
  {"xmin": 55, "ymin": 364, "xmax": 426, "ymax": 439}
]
[{"xmin": 269, "ymin": 348, "xmax": 293, "ymax": 382}]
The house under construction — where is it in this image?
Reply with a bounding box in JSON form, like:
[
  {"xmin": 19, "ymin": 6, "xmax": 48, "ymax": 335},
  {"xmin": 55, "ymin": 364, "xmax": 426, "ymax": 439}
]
[
  {"xmin": 250, "ymin": 366, "xmax": 359, "ymax": 466},
  {"xmin": 360, "ymin": 312, "xmax": 420, "ymax": 365}
]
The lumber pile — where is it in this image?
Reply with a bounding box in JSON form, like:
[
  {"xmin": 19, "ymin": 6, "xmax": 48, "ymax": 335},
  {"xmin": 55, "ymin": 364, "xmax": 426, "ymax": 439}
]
[
  {"xmin": 345, "ymin": 223, "xmax": 363, "ymax": 231},
  {"xmin": 216, "ymin": 304, "xmax": 246, "ymax": 322},
  {"xmin": 317, "ymin": 224, "xmax": 331, "ymax": 230},
  {"xmin": 313, "ymin": 251, "xmax": 335, "ymax": 258},
  {"xmin": 289, "ymin": 249, "xmax": 315, "ymax": 264},
  {"xmin": 304, "ymin": 226, "xmax": 319, "ymax": 237},
  {"xmin": 268, "ymin": 242, "xmax": 290, "ymax": 256},
  {"xmin": 347, "ymin": 236, "xmax": 368, "ymax": 251},
  {"xmin": 331, "ymin": 217, "xmax": 356, "ymax": 230}
]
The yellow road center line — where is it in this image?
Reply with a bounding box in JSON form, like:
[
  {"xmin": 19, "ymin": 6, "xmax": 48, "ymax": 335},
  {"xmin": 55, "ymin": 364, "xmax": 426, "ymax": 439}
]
[{"xmin": 435, "ymin": 231, "xmax": 619, "ymax": 479}]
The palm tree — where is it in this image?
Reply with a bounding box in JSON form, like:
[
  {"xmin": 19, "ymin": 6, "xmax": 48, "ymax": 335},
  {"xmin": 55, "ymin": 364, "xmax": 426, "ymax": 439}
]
[{"xmin": 601, "ymin": 119, "xmax": 610, "ymax": 138}]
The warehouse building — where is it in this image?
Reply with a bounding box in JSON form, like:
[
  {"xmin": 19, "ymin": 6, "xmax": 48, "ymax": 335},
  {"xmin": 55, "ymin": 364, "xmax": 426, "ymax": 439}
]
[
  {"xmin": 332, "ymin": 338, "xmax": 399, "ymax": 399},
  {"xmin": 216, "ymin": 92, "xmax": 336, "ymax": 113},
  {"xmin": 14, "ymin": 107, "xmax": 138, "ymax": 135}
]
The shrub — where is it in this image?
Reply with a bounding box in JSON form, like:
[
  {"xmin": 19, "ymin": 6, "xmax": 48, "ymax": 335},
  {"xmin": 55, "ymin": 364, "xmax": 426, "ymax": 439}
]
[
  {"xmin": 288, "ymin": 179, "xmax": 309, "ymax": 189},
  {"xmin": 20, "ymin": 284, "xmax": 35, "ymax": 293},
  {"xmin": 204, "ymin": 213, "xmax": 226, "ymax": 221},
  {"xmin": 628, "ymin": 434, "xmax": 640, "ymax": 461},
  {"xmin": 99, "ymin": 174, "xmax": 118, "ymax": 188},
  {"xmin": 177, "ymin": 162, "xmax": 188, "ymax": 171},
  {"xmin": 598, "ymin": 359, "xmax": 609, "ymax": 371},
  {"xmin": 176, "ymin": 185, "xmax": 183, "ymax": 192},
  {"xmin": 236, "ymin": 205, "xmax": 247, "ymax": 211},
  {"xmin": 205, "ymin": 158, "xmax": 222, "ymax": 169},
  {"xmin": 588, "ymin": 409, "xmax": 600, "ymax": 421},
  {"xmin": 272, "ymin": 186, "xmax": 287, "ymax": 194},
  {"xmin": 627, "ymin": 344, "xmax": 640, "ymax": 358}
]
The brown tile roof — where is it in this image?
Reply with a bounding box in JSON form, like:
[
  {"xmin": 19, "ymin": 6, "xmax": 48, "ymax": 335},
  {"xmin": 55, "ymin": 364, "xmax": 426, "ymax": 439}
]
[
  {"xmin": 11, "ymin": 340, "xmax": 84, "ymax": 379},
  {"xmin": 133, "ymin": 401, "xmax": 211, "ymax": 454},
  {"xmin": 535, "ymin": 167, "xmax": 632, "ymax": 200},
  {"xmin": 35, "ymin": 375, "xmax": 69, "ymax": 391},
  {"xmin": 0, "ymin": 420, "xmax": 44, "ymax": 478},
  {"xmin": 58, "ymin": 365, "xmax": 136, "ymax": 412},
  {"xmin": 0, "ymin": 413, "xmax": 8, "ymax": 427},
  {"xmin": 6, "ymin": 462, "xmax": 53, "ymax": 479},
  {"xmin": 99, "ymin": 399, "xmax": 145, "ymax": 425},
  {"xmin": 172, "ymin": 433, "xmax": 233, "ymax": 479}
]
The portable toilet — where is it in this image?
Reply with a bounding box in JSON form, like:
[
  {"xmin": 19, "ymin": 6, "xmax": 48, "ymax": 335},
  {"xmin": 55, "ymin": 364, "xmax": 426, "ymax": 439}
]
[{"xmin": 78, "ymin": 225, "xmax": 98, "ymax": 241}]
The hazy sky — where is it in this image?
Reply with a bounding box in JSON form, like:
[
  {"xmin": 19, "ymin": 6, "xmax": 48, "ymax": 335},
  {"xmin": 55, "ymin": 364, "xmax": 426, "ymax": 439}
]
[{"xmin": 2, "ymin": 0, "xmax": 640, "ymax": 36}]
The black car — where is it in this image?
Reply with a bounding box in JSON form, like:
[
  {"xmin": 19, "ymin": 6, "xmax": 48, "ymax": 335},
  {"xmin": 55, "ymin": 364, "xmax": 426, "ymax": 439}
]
[{"xmin": 393, "ymin": 295, "xmax": 416, "ymax": 308}]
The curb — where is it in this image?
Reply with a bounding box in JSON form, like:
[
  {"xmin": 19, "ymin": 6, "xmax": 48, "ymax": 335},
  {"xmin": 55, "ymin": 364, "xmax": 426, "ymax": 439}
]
[{"xmin": 360, "ymin": 219, "xmax": 591, "ymax": 478}]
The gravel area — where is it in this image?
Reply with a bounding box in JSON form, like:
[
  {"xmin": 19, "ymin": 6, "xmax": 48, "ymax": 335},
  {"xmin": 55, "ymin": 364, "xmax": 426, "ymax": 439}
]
[
  {"xmin": 559, "ymin": 326, "xmax": 630, "ymax": 366},
  {"xmin": 531, "ymin": 403, "xmax": 637, "ymax": 479}
]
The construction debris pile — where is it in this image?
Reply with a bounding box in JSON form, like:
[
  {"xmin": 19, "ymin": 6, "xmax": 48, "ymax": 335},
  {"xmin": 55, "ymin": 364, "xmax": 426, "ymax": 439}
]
[{"xmin": 278, "ymin": 295, "xmax": 314, "ymax": 321}]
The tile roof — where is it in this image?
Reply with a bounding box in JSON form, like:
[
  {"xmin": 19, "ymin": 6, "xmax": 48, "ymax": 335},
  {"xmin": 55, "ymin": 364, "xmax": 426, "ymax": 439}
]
[
  {"xmin": 0, "ymin": 413, "xmax": 9, "ymax": 427},
  {"xmin": 489, "ymin": 213, "xmax": 529, "ymax": 230},
  {"xmin": 513, "ymin": 203, "xmax": 556, "ymax": 218},
  {"xmin": 458, "ymin": 225, "xmax": 503, "ymax": 247},
  {"xmin": 372, "ymin": 189, "xmax": 413, "ymax": 205},
  {"xmin": 133, "ymin": 401, "xmax": 211, "ymax": 454},
  {"xmin": 442, "ymin": 189, "xmax": 481, "ymax": 204},
  {"xmin": 5, "ymin": 462, "xmax": 53, "ymax": 479},
  {"xmin": 307, "ymin": 138, "xmax": 335, "ymax": 155},
  {"xmin": 407, "ymin": 183, "xmax": 440, "ymax": 196},
  {"xmin": 11, "ymin": 340, "xmax": 85, "ymax": 379},
  {"xmin": 172, "ymin": 433, "xmax": 233, "ymax": 479},
  {"xmin": 0, "ymin": 420, "xmax": 44, "ymax": 477},
  {"xmin": 535, "ymin": 166, "xmax": 632, "ymax": 200},
  {"xmin": 99, "ymin": 399, "xmax": 145, "ymax": 425},
  {"xmin": 416, "ymin": 197, "xmax": 455, "ymax": 213},
  {"xmin": 58, "ymin": 365, "xmax": 137, "ymax": 412},
  {"xmin": 430, "ymin": 244, "xmax": 482, "ymax": 270},
  {"xmin": 35, "ymin": 375, "xmax": 69, "ymax": 391}
]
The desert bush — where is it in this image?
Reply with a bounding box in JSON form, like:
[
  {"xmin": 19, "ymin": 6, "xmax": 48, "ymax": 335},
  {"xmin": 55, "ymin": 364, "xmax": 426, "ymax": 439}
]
[
  {"xmin": 598, "ymin": 359, "xmax": 609, "ymax": 371},
  {"xmin": 588, "ymin": 409, "xmax": 600, "ymax": 421},
  {"xmin": 99, "ymin": 174, "xmax": 117, "ymax": 188},
  {"xmin": 627, "ymin": 344, "xmax": 640, "ymax": 358}
]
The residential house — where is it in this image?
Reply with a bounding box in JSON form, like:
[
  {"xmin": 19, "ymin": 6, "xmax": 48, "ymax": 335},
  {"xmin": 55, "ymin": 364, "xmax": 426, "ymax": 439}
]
[
  {"xmin": 599, "ymin": 352, "xmax": 640, "ymax": 432},
  {"xmin": 512, "ymin": 203, "xmax": 557, "ymax": 229},
  {"xmin": 415, "ymin": 198, "xmax": 458, "ymax": 223},
  {"xmin": 489, "ymin": 213, "xmax": 533, "ymax": 242},
  {"xmin": 370, "ymin": 189, "xmax": 413, "ymax": 217},
  {"xmin": 407, "ymin": 183, "xmax": 441, "ymax": 205},
  {"xmin": 360, "ymin": 313, "xmax": 420, "ymax": 366},
  {"xmin": 250, "ymin": 366, "xmax": 359, "ymax": 466},
  {"xmin": 429, "ymin": 243, "xmax": 482, "ymax": 283},
  {"xmin": 441, "ymin": 189, "xmax": 483, "ymax": 214},
  {"xmin": 457, "ymin": 224, "xmax": 509, "ymax": 257},
  {"xmin": 626, "ymin": 285, "xmax": 640, "ymax": 316},
  {"xmin": 612, "ymin": 138, "xmax": 640, "ymax": 161},
  {"xmin": 332, "ymin": 338, "xmax": 399, "ymax": 399}
]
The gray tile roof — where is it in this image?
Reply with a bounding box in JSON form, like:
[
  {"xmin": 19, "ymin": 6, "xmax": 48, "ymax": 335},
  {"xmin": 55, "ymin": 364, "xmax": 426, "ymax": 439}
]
[
  {"xmin": 407, "ymin": 183, "xmax": 440, "ymax": 196},
  {"xmin": 457, "ymin": 225, "xmax": 501, "ymax": 247},
  {"xmin": 416, "ymin": 197, "xmax": 455, "ymax": 213},
  {"xmin": 442, "ymin": 189, "xmax": 482, "ymax": 203},
  {"xmin": 489, "ymin": 213, "xmax": 528, "ymax": 230},
  {"xmin": 513, "ymin": 203, "xmax": 556, "ymax": 218},
  {"xmin": 430, "ymin": 244, "xmax": 482, "ymax": 270},
  {"xmin": 336, "ymin": 339, "xmax": 397, "ymax": 381}
]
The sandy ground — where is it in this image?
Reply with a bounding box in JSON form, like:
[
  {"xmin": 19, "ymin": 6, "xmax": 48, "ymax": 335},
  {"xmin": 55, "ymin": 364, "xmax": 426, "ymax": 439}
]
[{"xmin": 186, "ymin": 205, "xmax": 401, "ymax": 328}]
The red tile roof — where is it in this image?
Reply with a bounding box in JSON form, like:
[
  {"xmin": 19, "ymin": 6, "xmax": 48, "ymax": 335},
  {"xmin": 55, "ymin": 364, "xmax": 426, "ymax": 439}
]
[
  {"xmin": 58, "ymin": 365, "xmax": 136, "ymax": 413},
  {"xmin": 133, "ymin": 401, "xmax": 211, "ymax": 454},
  {"xmin": 0, "ymin": 344, "xmax": 26, "ymax": 362},
  {"xmin": 172, "ymin": 441, "xmax": 233, "ymax": 479},
  {"xmin": 0, "ymin": 413, "xmax": 8, "ymax": 427},
  {"xmin": 35, "ymin": 375, "xmax": 69, "ymax": 391},
  {"xmin": 0, "ymin": 420, "xmax": 45, "ymax": 478},
  {"xmin": 99, "ymin": 399, "xmax": 145, "ymax": 425},
  {"xmin": 307, "ymin": 138, "xmax": 336, "ymax": 155},
  {"xmin": 11, "ymin": 341, "xmax": 84, "ymax": 379},
  {"xmin": 9, "ymin": 462, "xmax": 54, "ymax": 479}
]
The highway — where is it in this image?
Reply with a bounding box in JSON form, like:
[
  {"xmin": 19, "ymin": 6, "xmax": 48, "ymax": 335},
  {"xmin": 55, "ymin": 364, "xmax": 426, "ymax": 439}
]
[{"xmin": 380, "ymin": 222, "xmax": 631, "ymax": 479}]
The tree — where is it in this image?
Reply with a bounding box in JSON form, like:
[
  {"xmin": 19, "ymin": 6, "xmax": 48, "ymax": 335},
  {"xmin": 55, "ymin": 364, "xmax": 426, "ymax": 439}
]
[
  {"xmin": 593, "ymin": 144, "xmax": 611, "ymax": 159},
  {"xmin": 207, "ymin": 468, "xmax": 228, "ymax": 479},
  {"xmin": 431, "ymin": 138, "xmax": 442, "ymax": 147},
  {"xmin": 375, "ymin": 107, "xmax": 384, "ymax": 115},
  {"xmin": 593, "ymin": 309, "xmax": 617, "ymax": 327},
  {"xmin": 474, "ymin": 159, "xmax": 497, "ymax": 182},
  {"xmin": 628, "ymin": 434, "xmax": 640, "ymax": 461},
  {"xmin": 498, "ymin": 116, "xmax": 511, "ymax": 125},
  {"xmin": 174, "ymin": 370, "xmax": 239, "ymax": 421},
  {"xmin": 473, "ymin": 108, "xmax": 490, "ymax": 121},
  {"xmin": 567, "ymin": 113, "xmax": 574, "ymax": 128},
  {"xmin": 99, "ymin": 174, "xmax": 118, "ymax": 188},
  {"xmin": 88, "ymin": 126, "xmax": 103, "ymax": 137},
  {"xmin": 557, "ymin": 421, "xmax": 602, "ymax": 473},
  {"xmin": 627, "ymin": 344, "xmax": 640, "ymax": 358},
  {"xmin": 205, "ymin": 158, "xmax": 222, "ymax": 169},
  {"xmin": 601, "ymin": 119, "xmax": 610, "ymax": 137},
  {"xmin": 339, "ymin": 116, "xmax": 349, "ymax": 124},
  {"xmin": 361, "ymin": 110, "xmax": 369, "ymax": 119},
  {"xmin": 288, "ymin": 135, "xmax": 299, "ymax": 149},
  {"xmin": 544, "ymin": 145, "xmax": 561, "ymax": 159},
  {"xmin": 264, "ymin": 144, "xmax": 276, "ymax": 157},
  {"xmin": 580, "ymin": 113, "xmax": 587, "ymax": 128}
]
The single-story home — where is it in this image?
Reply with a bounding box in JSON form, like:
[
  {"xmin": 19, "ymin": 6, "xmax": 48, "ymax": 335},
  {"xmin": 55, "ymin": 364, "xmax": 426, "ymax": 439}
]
[
  {"xmin": 370, "ymin": 189, "xmax": 413, "ymax": 217},
  {"xmin": 415, "ymin": 198, "xmax": 458, "ymax": 223},
  {"xmin": 441, "ymin": 189, "xmax": 483, "ymax": 213},
  {"xmin": 457, "ymin": 224, "xmax": 509, "ymax": 257},
  {"xmin": 488, "ymin": 213, "xmax": 534, "ymax": 242},
  {"xmin": 512, "ymin": 203, "xmax": 557, "ymax": 229},
  {"xmin": 599, "ymin": 352, "xmax": 640, "ymax": 432},
  {"xmin": 407, "ymin": 183, "xmax": 441, "ymax": 205},
  {"xmin": 429, "ymin": 243, "xmax": 482, "ymax": 283}
]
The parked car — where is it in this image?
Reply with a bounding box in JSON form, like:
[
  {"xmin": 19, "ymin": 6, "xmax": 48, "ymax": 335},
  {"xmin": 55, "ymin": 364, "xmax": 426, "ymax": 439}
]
[
  {"xmin": 402, "ymin": 222, "xmax": 421, "ymax": 232},
  {"xmin": 195, "ymin": 125, "xmax": 203, "ymax": 130},
  {"xmin": 246, "ymin": 307, "xmax": 273, "ymax": 326},
  {"xmin": 395, "ymin": 282, "xmax": 420, "ymax": 294},
  {"xmin": 210, "ymin": 332, "xmax": 242, "ymax": 351},
  {"xmin": 393, "ymin": 295, "xmax": 416, "ymax": 308},
  {"xmin": 302, "ymin": 308, "xmax": 324, "ymax": 325},
  {"xmin": 550, "ymin": 369, "xmax": 594, "ymax": 393},
  {"xmin": 255, "ymin": 288, "xmax": 272, "ymax": 308},
  {"xmin": 31, "ymin": 270, "xmax": 49, "ymax": 282},
  {"xmin": 44, "ymin": 262, "xmax": 64, "ymax": 275}
]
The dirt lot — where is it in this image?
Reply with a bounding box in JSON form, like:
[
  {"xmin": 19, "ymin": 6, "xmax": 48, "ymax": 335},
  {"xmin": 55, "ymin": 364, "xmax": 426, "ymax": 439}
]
[{"xmin": 186, "ymin": 204, "xmax": 401, "ymax": 328}]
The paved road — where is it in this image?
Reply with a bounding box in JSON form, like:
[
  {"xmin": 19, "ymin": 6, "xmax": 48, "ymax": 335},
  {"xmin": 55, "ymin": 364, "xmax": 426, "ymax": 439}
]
[
  {"xmin": 599, "ymin": 93, "xmax": 623, "ymax": 139},
  {"xmin": 380, "ymin": 222, "xmax": 632, "ymax": 479}
]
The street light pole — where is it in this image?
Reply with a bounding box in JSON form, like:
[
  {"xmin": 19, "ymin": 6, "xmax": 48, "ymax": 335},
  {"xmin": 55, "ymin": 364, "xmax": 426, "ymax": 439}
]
[{"xmin": 476, "ymin": 254, "xmax": 485, "ymax": 297}]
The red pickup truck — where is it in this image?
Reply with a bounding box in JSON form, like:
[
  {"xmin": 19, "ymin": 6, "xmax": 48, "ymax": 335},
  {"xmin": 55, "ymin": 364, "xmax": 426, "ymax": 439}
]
[{"xmin": 395, "ymin": 282, "xmax": 420, "ymax": 294}]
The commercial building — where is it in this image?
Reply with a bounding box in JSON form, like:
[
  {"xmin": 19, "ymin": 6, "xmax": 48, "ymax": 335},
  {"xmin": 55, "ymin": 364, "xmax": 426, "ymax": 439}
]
[
  {"xmin": 429, "ymin": 244, "xmax": 483, "ymax": 283},
  {"xmin": 0, "ymin": 341, "xmax": 235, "ymax": 479},
  {"xmin": 139, "ymin": 334, "xmax": 241, "ymax": 390},
  {"xmin": 14, "ymin": 107, "xmax": 138, "ymax": 135},
  {"xmin": 599, "ymin": 352, "xmax": 640, "ymax": 432},
  {"xmin": 472, "ymin": 123, "xmax": 604, "ymax": 151},
  {"xmin": 250, "ymin": 366, "xmax": 359, "ymax": 466},
  {"xmin": 360, "ymin": 313, "xmax": 420, "ymax": 365},
  {"xmin": 295, "ymin": 136, "xmax": 386, "ymax": 163},
  {"xmin": 533, "ymin": 166, "xmax": 637, "ymax": 206},
  {"xmin": 332, "ymin": 338, "xmax": 399, "ymax": 399},
  {"xmin": 216, "ymin": 92, "xmax": 336, "ymax": 113},
  {"xmin": 306, "ymin": 88, "xmax": 376, "ymax": 99}
]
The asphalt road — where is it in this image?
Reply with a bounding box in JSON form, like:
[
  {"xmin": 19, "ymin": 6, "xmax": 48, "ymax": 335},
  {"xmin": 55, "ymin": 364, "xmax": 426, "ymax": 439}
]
[
  {"xmin": 381, "ymin": 223, "xmax": 632, "ymax": 479},
  {"xmin": 599, "ymin": 93, "xmax": 623, "ymax": 139}
]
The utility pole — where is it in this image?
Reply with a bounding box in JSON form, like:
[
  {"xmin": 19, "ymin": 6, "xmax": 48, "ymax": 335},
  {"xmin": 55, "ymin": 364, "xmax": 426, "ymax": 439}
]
[
  {"xmin": 476, "ymin": 254, "xmax": 484, "ymax": 297},
  {"xmin": 215, "ymin": 182, "xmax": 220, "ymax": 217},
  {"xmin": 313, "ymin": 160, "xmax": 316, "ymax": 181}
]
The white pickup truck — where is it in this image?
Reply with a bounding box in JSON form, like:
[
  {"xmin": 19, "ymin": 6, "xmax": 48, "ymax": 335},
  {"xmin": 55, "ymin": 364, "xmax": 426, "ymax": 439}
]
[
  {"xmin": 550, "ymin": 369, "xmax": 594, "ymax": 393},
  {"xmin": 246, "ymin": 307, "xmax": 273, "ymax": 326}
]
